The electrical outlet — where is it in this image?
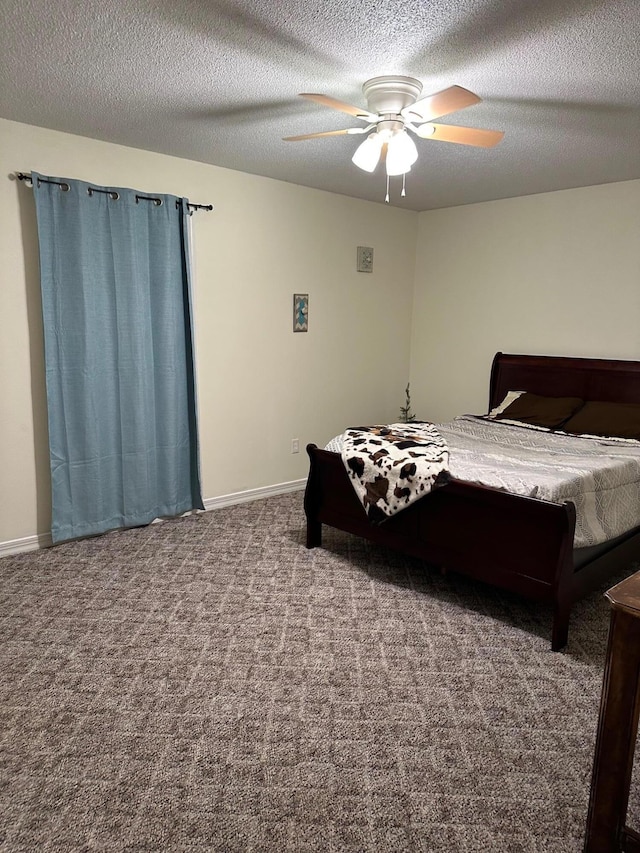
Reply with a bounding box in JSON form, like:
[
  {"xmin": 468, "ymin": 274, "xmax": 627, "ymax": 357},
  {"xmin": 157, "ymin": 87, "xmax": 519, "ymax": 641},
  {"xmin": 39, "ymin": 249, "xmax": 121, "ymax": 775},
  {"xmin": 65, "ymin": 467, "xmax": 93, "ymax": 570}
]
[{"xmin": 291, "ymin": 438, "xmax": 300, "ymax": 454}]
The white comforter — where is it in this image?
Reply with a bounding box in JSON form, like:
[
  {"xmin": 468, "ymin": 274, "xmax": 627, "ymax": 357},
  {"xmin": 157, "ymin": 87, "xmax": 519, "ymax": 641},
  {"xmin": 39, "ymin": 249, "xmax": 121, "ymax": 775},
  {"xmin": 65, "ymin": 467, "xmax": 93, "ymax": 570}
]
[{"xmin": 327, "ymin": 416, "xmax": 640, "ymax": 548}]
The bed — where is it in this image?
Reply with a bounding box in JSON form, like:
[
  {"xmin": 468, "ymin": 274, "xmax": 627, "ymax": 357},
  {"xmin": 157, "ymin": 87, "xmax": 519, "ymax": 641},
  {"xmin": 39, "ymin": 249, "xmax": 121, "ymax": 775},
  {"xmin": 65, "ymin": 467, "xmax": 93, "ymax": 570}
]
[{"xmin": 304, "ymin": 352, "xmax": 640, "ymax": 650}]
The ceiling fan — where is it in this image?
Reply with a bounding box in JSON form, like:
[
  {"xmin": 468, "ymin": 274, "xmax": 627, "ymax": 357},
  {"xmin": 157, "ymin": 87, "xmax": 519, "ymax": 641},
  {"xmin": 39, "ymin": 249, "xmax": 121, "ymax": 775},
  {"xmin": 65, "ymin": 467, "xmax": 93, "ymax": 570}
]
[{"xmin": 284, "ymin": 76, "xmax": 504, "ymax": 201}]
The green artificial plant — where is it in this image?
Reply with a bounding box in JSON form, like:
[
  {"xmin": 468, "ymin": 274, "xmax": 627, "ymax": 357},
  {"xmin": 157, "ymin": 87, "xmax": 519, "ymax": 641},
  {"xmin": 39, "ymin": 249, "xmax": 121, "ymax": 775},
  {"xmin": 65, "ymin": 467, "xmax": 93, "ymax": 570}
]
[{"xmin": 399, "ymin": 383, "xmax": 416, "ymax": 423}]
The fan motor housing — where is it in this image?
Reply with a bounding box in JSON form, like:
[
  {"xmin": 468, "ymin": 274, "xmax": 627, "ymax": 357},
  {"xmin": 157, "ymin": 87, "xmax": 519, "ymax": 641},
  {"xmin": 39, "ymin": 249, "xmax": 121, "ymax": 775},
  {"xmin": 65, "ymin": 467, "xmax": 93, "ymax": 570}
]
[{"xmin": 362, "ymin": 75, "xmax": 423, "ymax": 115}]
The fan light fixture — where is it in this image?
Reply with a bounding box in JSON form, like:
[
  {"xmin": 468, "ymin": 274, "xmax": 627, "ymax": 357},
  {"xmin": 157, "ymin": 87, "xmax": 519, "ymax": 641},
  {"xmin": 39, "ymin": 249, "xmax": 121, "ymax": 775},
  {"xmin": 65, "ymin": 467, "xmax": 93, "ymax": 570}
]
[
  {"xmin": 351, "ymin": 127, "xmax": 418, "ymax": 177},
  {"xmin": 351, "ymin": 133, "xmax": 384, "ymax": 172},
  {"xmin": 284, "ymin": 75, "xmax": 504, "ymax": 203},
  {"xmin": 385, "ymin": 130, "xmax": 418, "ymax": 176}
]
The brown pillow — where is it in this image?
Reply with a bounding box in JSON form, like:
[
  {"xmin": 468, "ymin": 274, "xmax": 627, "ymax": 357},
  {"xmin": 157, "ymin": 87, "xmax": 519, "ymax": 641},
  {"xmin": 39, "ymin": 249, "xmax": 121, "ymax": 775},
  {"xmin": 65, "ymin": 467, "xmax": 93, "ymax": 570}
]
[
  {"xmin": 495, "ymin": 392, "xmax": 584, "ymax": 428},
  {"xmin": 562, "ymin": 401, "xmax": 640, "ymax": 439}
]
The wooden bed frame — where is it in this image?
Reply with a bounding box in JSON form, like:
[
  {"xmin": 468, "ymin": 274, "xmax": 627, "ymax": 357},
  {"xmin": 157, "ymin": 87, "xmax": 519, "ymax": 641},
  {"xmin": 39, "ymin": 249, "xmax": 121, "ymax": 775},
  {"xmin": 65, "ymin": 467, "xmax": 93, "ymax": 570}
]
[{"xmin": 304, "ymin": 352, "xmax": 640, "ymax": 650}]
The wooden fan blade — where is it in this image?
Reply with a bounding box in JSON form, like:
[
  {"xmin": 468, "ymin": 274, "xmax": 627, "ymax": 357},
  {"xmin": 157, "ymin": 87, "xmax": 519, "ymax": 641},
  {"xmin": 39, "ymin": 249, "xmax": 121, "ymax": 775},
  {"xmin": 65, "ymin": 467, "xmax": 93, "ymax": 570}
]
[
  {"xmin": 300, "ymin": 93, "xmax": 378, "ymax": 122},
  {"xmin": 283, "ymin": 127, "xmax": 369, "ymax": 142},
  {"xmin": 427, "ymin": 123, "xmax": 504, "ymax": 147},
  {"xmin": 402, "ymin": 85, "xmax": 481, "ymax": 122}
]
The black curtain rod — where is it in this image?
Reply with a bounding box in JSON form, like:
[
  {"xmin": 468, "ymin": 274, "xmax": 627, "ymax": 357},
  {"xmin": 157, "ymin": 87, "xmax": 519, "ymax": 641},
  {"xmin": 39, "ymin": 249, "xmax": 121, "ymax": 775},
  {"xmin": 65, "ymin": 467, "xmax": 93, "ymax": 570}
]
[{"xmin": 15, "ymin": 173, "xmax": 213, "ymax": 212}]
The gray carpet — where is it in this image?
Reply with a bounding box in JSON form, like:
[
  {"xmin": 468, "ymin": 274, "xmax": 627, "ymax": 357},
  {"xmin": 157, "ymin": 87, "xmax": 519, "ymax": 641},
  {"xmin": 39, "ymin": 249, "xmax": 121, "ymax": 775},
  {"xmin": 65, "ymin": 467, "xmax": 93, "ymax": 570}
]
[{"xmin": 0, "ymin": 491, "xmax": 638, "ymax": 852}]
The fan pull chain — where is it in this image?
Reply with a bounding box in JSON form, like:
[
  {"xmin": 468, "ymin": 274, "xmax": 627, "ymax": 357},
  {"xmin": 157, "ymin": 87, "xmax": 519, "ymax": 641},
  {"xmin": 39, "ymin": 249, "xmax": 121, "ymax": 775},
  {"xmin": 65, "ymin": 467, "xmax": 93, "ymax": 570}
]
[
  {"xmin": 401, "ymin": 173, "xmax": 406, "ymax": 197},
  {"xmin": 385, "ymin": 174, "xmax": 390, "ymax": 204}
]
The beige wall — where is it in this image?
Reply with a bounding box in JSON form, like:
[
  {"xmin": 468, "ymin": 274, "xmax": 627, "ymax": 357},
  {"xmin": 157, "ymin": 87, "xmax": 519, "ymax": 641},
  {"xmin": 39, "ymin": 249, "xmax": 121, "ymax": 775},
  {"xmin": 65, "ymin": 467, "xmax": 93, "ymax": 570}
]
[
  {"xmin": 410, "ymin": 181, "xmax": 640, "ymax": 423},
  {"xmin": 4, "ymin": 115, "xmax": 639, "ymax": 547},
  {"xmin": 0, "ymin": 118, "xmax": 418, "ymax": 543}
]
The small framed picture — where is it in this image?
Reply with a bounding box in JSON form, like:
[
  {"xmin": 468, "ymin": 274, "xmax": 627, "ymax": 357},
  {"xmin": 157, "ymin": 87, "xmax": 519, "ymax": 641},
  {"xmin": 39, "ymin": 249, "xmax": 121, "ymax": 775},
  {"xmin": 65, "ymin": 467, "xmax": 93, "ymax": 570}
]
[
  {"xmin": 357, "ymin": 246, "xmax": 373, "ymax": 273},
  {"xmin": 293, "ymin": 293, "xmax": 308, "ymax": 332}
]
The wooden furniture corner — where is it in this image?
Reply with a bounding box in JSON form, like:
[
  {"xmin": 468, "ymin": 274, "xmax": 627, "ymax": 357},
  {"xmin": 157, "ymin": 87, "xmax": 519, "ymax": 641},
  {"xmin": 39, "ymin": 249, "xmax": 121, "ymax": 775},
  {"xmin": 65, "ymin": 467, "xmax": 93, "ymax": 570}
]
[{"xmin": 584, "ymin": 571, "xmax": 640, "ymax": 852}]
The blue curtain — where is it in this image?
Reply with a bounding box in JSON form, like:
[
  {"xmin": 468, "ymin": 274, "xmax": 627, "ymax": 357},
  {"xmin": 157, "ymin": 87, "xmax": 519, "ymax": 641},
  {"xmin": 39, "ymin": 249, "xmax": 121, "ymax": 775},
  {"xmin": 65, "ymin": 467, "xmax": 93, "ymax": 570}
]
[{"xmin": 33, "ymin": 173, "xmax": 204, "ymax": 543}]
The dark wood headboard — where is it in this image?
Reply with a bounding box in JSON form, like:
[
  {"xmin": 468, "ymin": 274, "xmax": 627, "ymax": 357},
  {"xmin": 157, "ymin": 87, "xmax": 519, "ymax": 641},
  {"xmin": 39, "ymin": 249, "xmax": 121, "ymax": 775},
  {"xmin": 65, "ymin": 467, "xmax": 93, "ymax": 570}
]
[{"xmin": 489, "ymin": 352, "xmax": 640, "ymax": 412}]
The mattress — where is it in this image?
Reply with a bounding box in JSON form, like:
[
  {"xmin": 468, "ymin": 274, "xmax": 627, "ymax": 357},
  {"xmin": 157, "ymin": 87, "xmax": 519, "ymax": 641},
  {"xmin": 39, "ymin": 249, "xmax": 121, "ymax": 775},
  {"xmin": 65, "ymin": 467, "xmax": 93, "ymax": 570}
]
[{"xmin": 326, "ymin": 415, "xmax": 640, "ymax": 548}]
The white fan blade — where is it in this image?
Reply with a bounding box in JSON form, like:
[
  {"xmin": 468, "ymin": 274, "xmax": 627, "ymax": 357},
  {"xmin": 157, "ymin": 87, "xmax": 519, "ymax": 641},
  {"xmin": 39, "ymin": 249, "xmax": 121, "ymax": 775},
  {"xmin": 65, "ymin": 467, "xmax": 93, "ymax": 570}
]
[
  {"xmin": 405, "ymin": 121, "xmax": 504, "ymax": 147},
  {"xmin": 283, "ymin": 125, "xmax": 374, "ymax": 142},
  {"xmin": 300, "ymin": 93, "xmax": 378, "ymax": 123},
  {"xmin": 401, "ymin": 85, "xmax": 481, "ymax": 123},
  {"xmin": 426, "ymin": 123, "xmax": 504, "ymax": 147}
]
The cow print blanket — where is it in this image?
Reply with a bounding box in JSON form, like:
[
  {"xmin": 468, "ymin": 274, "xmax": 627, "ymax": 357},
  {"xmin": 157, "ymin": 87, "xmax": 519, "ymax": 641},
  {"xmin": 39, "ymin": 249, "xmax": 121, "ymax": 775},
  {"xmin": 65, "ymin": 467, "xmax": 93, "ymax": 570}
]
[{"xmin": 341, "ymin": 422, "xmax": 449, "ymax": 523}]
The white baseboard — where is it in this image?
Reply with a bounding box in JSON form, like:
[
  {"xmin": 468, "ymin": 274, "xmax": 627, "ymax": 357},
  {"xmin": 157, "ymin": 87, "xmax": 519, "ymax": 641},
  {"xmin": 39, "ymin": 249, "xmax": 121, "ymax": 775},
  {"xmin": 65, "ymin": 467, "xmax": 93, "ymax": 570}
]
[
  {"xmin": 0, "ymin": 478, "xmax": 307, "ymax": 558},
  {"xmin": 0, "ymin": 531, "xmax": 53, "ymax": 557},
  {"xmin": 202, "ymin": 478, "xmax": 306, "ymax": 512}
]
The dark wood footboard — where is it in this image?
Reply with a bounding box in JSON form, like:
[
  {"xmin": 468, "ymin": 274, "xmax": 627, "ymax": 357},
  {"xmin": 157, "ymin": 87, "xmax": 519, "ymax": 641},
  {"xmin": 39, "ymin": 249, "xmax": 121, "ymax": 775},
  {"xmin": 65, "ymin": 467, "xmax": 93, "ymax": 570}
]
[{"xmin": 305, "ymin": 443, "xmax": 578, "ymax": 650}]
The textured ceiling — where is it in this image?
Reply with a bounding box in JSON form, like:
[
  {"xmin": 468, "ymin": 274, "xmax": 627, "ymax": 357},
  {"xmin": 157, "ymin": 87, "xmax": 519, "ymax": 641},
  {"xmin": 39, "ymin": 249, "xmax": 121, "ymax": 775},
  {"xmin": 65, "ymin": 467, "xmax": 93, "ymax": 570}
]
[{"xmin": 2, "ymin": 0, "xmax": 640, "ymax": 211}]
